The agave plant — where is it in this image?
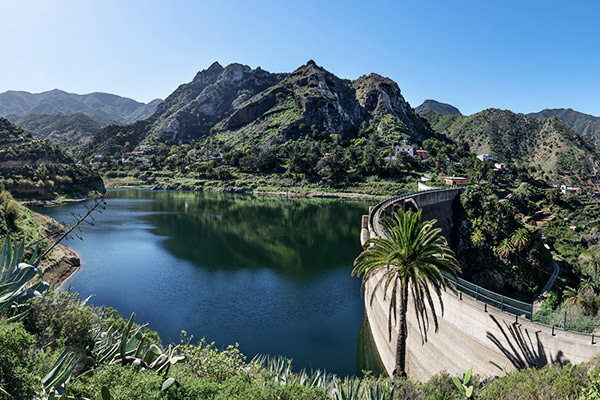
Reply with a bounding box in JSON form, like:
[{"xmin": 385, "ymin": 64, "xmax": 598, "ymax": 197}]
[
  {"xmin": 86, "ymin": 312, "xmax": 183, "ymax": 375},
  {"xmin": 42, "ymin": 349, "xmax": 77, "ymax": 397},
  {"xmin": 332, "ymin": 377, "xmax": 362, "ymax": 400},
  {"xmin": 0, "ymin": 235, "xmax": 48, "ymax": 321}
]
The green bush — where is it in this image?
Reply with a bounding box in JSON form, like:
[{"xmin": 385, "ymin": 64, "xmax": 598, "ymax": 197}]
[
  {"xmin": 177, "ymin": 333, "xmax": 246, "ymax": 382},
  {"xmin": 478, "ymin": 363, "xmax": 587, "ymax": 400},
  {"xmin": 210, "ymin": 373, "xmax": 327, "ymax": 400},
  {"xmin": 0, "ymin": 320, "xmax": 40, "ymax": 400},
  {"xmin": 68, "ymin": 364, "xmax": 164, "ymax": 400},
  {"xmin": 24, "ymin": 290, "xmax": 94, "ymax": 349},
  {"xmin": 421, "ymin": 371, "xmax": 465, "ymax": 399}
]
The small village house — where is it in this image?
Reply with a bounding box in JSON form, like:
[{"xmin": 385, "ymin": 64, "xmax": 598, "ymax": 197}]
[
  {"xmin": 477, "ymin": 154, "xmax": 494, "ymax": 162},
  {"xmin": 444, "ymin": 176, "xmax": 469, "ymax": 186},
  {"xmin": 415, "ymin": 149, "xmax": 429, "ymax": 159}
]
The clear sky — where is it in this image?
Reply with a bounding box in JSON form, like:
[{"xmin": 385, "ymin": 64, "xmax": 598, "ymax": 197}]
[{"xmin": 1, "ymin": 0, "xmax": 599, "ymax": 116}]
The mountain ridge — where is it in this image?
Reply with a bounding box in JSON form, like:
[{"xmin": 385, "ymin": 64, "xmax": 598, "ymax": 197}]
[
  {"xmin": 0, "ymin": 89, "xmax": 162, "ymax": 123},
  {"xmin": 527, "ymin": 108, "xmax": 600, "ymax": 143},
  {"xmin": 5, "ymin": 113, "xmax": 110, "ymax": 150},
  {"xmin": 420, "ymin": 108, "xmax": 600, "ymax": 185},
  {"xmin": 84, "ymin": 60, "xmax": 433, "ymax": 156}
]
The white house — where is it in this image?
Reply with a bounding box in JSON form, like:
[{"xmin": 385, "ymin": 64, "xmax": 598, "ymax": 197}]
[
  {"xmin": 395, "ymin": 145, "xmax": 414, "ymax": 157},
  {"xmin": 477, "ymin": 154, "xmax": 494, "ymax": 162}
]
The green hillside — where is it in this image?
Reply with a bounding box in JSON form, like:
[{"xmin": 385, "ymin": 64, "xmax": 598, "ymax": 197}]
[
  {"xmin": 6, "ymin": 113, "xmax": 111, "ymax": 149},
  {"xmin": 528, "ymin": 108, "xmax": 600, "ymax": 143},
  {"xmin": 420, "ymin": 108, "xmax": 600, "ymax": 186},
  {"xmin": 0, "ymin": 117, "xmax": 105, "ymax": 199}
]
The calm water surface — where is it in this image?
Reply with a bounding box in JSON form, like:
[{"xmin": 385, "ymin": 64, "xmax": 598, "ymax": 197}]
[{"xmin": 38, "ymin": 190, "xmax": 372, "ymax": 376}]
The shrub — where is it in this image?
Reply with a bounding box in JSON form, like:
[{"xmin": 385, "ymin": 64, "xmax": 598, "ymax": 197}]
[
  {"xmin": 5, "ymin": 200, "xmax": 21, "ymax": 225},
  {"xmin": 68, "ymin": 364, "xmax": 164, "ymax": 400},
  {"xmin": 421, "ymin": 371, "xmax": 465, "ymax": 399},
  {"xmin": 478, "ymin": 363, "xmax": 587, "ymax": 400},
  {"xmin": 177, "ymin": 333, "xmax": 246, "ymax": 382},
  {"xmin": 0, "ymin": 320, "xmax": 39, "ymax": 400},
  {"xmin": 24, "ymin": 290, "xmax": 94, "ymax": 350}
]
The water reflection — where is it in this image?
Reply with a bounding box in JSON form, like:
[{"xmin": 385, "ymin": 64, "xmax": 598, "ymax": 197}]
[{"xmin": 37, "ymin": 190, "xmax": 373, "ymax": 376}]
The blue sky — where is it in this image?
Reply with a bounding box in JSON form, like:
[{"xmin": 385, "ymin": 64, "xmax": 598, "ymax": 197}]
[{"xmin": 1, "ymin": 0, "xmax": 599, "ymax": 116}]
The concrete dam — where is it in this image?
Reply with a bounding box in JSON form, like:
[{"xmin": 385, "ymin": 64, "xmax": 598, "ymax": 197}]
[{"xmin": 360, "ymin": 188, "xmax": 600, "ymax": 381}]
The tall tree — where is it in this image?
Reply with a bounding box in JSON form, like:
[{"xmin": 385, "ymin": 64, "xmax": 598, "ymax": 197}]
[{"xmin": 353, "ymin": 209, "xmax": 460, "ymax": 378}]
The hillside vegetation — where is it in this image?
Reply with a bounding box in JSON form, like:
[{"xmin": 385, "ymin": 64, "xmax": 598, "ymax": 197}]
[
  {"xmin": 6, "ymin": 113, "xmax": 110, "ymax": 150},
  {"xmin": 420, "ymin": 108, "xmax": 600, "ymax": 186},
  {"xmin": 0, "ymin": 117, "xmax": 105, "ymax": 200},
  {"xmin": 528, "ymin": 108, "xmax": 600, "ymax": 143}
]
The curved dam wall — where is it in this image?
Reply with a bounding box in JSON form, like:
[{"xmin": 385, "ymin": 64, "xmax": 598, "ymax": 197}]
[{"xmin": 362, "ymin": 189, "xmax": 600, "ymax": 381}]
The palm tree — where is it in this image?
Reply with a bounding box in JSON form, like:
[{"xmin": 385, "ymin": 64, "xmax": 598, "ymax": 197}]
[
  {"xmin": 470, "ymin": 228, "xmax": 486, "ymax": 247},
  {"xmin": 511, "ymin": 227, "xmax": 531, "ymax": 252},
  {"xmin": 496, "ymin": 238, "xmax": 515, "ymax": 262},
  {"xmin": 352, "ymin": 208, "xmax": 460, "ymax": 378}
]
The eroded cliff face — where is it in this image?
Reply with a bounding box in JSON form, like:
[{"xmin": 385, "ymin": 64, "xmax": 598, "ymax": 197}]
[
  {"xmin": 149, "ymin": 62, "xmax": 286, "ymax": 143},
  {"xmin": 216, "ymin": 60, "xmax": 429, "ymax": 143},
  {"xmin": 87, "ymin": 60, "xmax": 432, "ymax": 153}
]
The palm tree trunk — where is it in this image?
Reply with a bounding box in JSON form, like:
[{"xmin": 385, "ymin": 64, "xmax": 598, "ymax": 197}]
[{"xmin": 393, "ymin": 283, "xmax": 409, "ymax": 378}]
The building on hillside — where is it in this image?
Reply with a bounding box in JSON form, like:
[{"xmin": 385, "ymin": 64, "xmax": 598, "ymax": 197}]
[
  {"xmin": 415, "ymin": 149, "xmax": 429, "ymax": 159},
  {"xmin": 561, "ymin": 185, "xmax": 582, "ymax": 195},
  {"xmin": 477, "ymin": 154, "xmax": 494, "ymax": 162},
  {"xmin": 443, "ymin": 176, "xmax": 469, "ymax": 186},
  {"xmin": 395, "ymin": 145, "xmax": 414, "ymax": 157},
  {"xmin": 493, "ymin": 162, "xmax": 506, "ymax": 170},
  {"xmin": 139, "ymin": 145, "xmax": 148, "ymax": 151}
]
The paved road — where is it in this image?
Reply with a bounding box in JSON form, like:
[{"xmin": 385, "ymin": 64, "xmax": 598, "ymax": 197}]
[{"xmin": 533, "ymin": 259, "xmax": 560, "ymax": 307}]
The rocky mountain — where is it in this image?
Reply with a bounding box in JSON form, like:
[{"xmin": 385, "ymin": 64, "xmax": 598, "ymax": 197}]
[
  {"xmin": 6, "ymin": 113, "xmax": 111, "ymax": 150},
  {"xmin": 527, "ymin": 108, "xmax": 600, "ymax": 143},
  {"xmin": 420, "ymin": 108, "xmax": 600, "ymax": 185},
  {"xmin": 415, "ymin": 99, "xmax": 461, "ymax": 115},
  {"xmin": 0, "ymin": 117, "xmax": 105, "ymax": 199},
  {"xmin": 85, "ymin": 61, "xmax": 432, "ymax": 156},
  {"xmin": 0, "ymin": 89, "xmax": 161, "ymax": 123}
]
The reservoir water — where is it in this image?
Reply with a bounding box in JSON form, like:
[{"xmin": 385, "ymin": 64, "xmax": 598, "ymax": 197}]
[{"xmin": 37, "ymin": 189, "xmax": 373, "ymax": 376}]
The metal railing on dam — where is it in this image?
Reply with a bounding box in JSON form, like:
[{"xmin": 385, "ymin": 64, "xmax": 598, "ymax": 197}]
[{"xmin": 368, "ymin": 187, "xmax": 600, "ymax": 336}]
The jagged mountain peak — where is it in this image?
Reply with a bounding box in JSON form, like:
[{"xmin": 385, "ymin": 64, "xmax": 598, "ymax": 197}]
[
  {"xmin": 87, "ymin": 61, "xmax": 434, "ymax": 154},
  {"xmin": 208, "ymin": 61, "xmax": 223, "ymax": 71}
]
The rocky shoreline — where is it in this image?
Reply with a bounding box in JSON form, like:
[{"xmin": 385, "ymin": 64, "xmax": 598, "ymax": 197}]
[
  {"xmin": 40, "ymin": 243, "xmax": 81, "ymax": 288},
  {"xmin": 31, "ymin": 211, "xmax": 83, "ymax": 288}
]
